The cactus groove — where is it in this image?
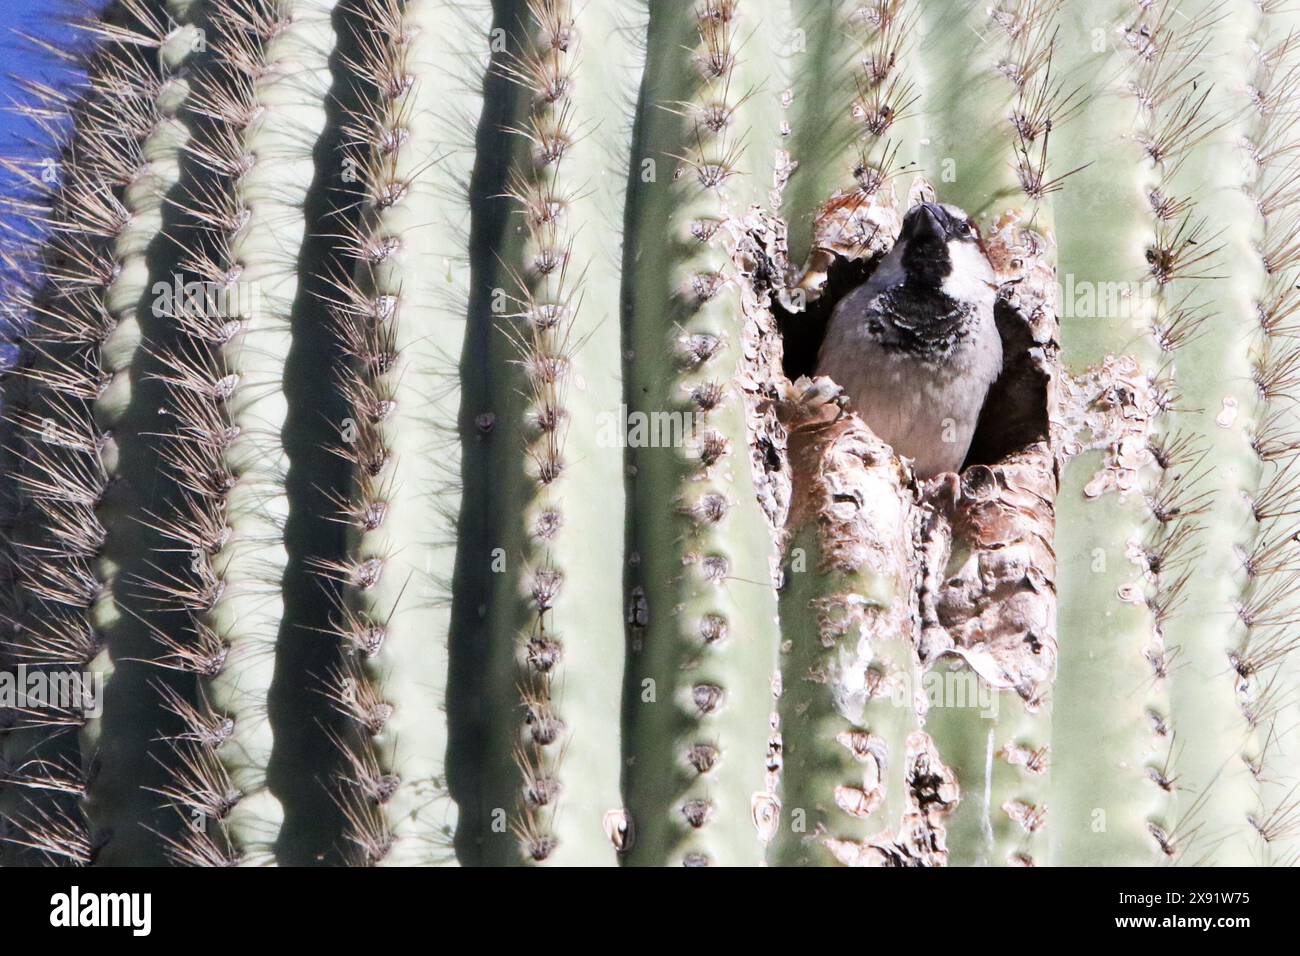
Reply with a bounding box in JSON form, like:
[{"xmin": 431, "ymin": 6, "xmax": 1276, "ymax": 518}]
[{"xmin": 0, "ymin": 0, "xmax": 1297, "ymax": 867}]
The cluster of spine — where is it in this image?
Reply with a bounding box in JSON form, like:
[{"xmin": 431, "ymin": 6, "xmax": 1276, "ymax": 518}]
[
  {"xmin": 1043, "ymin": 0, "xmax": 1183, "ymax": 865},
  {"xmin": 1122, "ymin": 0, "xmax": 1259, "ymax": 864},
  {"xmin": 142, "ymin": 0, "xmax": 270, "ymax": 865},
  {"xmin": 622, "ymin": 0, "xmax": 785, "ymax": 866},
  {"xmin": 996, "ymin": 0, "xmax": 1085, "ymax": 203},
  {"xmin": 494, "ymin": 0, "xmax": 585, "ymax": 864},
  {"xmin": 308, "ymin": 0, "xmax": 487, "ymax": 866},
  {"xmin": 314, "ymin": 0, "xmax": 416, "ymax": 866},
  {"xmin": 1045, "ymin": 0, "xmax": 1271, "ymax": 865},
  {"xmin": 474, "ymin": 0, "xmax": 633, "ymax": 865},
  {"xmin": 959, "ymin": 0, "xmax": 1063, "ymax": 868},
  {"xmin": 846, "ymin": 1, "xmax": 916, "ymax": 196},
  {"xmin": 140, "ymin": 0, "xmax": 338, "ymax": 864},
  {"xmin": 0, "ymin": 0, "xmax": 174, "ymax": 864},
  {"xmin": 780, "ymin": 0, "xmax": 921, "ymax": 268},
  {"xmin": 1238, "ymin": 4, "xmax": 1300, "ymax": 864}
]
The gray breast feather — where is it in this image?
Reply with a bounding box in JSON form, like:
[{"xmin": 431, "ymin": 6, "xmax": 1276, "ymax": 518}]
[{"xmin": 816, "ymin": 277, "xmax": 1002, "ymax": 478}]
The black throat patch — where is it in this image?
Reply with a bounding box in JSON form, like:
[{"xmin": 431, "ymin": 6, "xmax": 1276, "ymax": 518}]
[
  {"xmin": 872, "ymin": 281, "xmax": 974, "ymax": 358},
  {"xmin": 900, "ymin": 231, "xmax": 953, "ymax": 286}
]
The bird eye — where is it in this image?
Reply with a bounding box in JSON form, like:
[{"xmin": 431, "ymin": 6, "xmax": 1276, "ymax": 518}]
[{"xmin": 956, "ymin": 219, "xmax": 974, "ymax": 238}]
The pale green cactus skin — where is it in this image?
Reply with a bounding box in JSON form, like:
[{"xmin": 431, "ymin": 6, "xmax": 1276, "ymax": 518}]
[
  {"xmin": 618, "ymin": 0, "xmax": 788, "ymax": 868},
  {"xmin": 771, "ymin": 421, "xmax": 924, "ymax": 866},
  {"xmin": 1, "ymin": 0, "xmax": 1297, "ymax": 868}
]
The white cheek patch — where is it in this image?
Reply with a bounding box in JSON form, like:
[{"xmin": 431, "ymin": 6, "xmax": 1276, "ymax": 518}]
[{"xmin": 941, "ymin": 240, "xmax": 996, "ymax": 304}]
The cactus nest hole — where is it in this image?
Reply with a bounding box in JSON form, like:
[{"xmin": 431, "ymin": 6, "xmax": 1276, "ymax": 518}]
[
  {"xmin": 769, "ymin": 213, "xmax": 1051, "ymax": 471},
  {"xmin": 737, "ymin": 188, "xmax": 1062, "ymax": 707}
]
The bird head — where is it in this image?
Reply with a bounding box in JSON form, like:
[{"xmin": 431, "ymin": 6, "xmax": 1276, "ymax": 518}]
[{"xmin": 896, "ymin": 201, "xmax": 982, "ymax": 286}]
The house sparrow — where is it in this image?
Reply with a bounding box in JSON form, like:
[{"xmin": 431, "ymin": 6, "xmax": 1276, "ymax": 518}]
[{"xmin": 817, "ymin": 201, "xmax": 1003, "ymax": 479}]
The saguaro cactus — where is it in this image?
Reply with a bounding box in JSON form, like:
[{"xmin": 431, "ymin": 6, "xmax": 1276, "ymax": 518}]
[{"xmin": 0, "ymin": 0, "xmax": 1297, "ymax": 867}]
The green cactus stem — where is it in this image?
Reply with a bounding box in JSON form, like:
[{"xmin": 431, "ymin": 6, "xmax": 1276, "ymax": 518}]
[{"xmin": 0, "ymin": 0, "xmax": 1295, "ymax": 869}]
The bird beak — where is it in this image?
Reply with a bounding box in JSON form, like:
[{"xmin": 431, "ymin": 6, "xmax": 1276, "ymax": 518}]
[{"xmin": 903, "ymin": 202, "xmax": 947, "ymax": 243}]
